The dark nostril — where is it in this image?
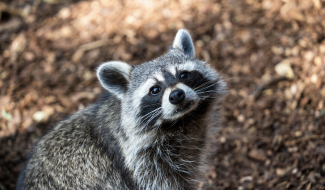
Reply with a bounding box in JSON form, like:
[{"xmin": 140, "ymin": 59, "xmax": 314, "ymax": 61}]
[{"xmin": 169, "ymin": 89, "xmax": 185, "ymax": 105}]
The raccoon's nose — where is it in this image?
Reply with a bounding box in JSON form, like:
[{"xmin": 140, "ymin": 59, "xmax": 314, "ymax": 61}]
[{"xmin": 169, "ymin": 89, "xmax": 185, "ymax": 105}]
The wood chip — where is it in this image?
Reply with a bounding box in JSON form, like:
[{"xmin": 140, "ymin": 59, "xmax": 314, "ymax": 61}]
[{"xmin": 248, "ymin": 149, "xmax": 267, "ymax": 161}]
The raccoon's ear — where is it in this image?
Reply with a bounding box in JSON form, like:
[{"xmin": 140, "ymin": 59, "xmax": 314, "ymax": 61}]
[
  {"xmin": 97, "ymin": 61, "xmax": 132, "ymax": 100},
  {"xmin": 172, "ymin": 29, "xmax": 195, "ymax": 58}
]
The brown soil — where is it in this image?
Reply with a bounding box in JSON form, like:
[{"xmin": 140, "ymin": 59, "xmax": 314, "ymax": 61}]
[{"xmin": 1, "ymin": 0, "xmax": 325, "ymax": 189}]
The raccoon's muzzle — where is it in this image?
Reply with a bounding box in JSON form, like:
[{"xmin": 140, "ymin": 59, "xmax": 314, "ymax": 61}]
[{"xmin": 169, "ymin": 89, "xmax": 185, "ymax": 104}]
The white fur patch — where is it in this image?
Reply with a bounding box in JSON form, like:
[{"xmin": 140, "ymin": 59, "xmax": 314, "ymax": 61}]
[
  {"xmin": 162, "ymin": 88, "xmax": 172, "ymax": 117},
  {"xmin": 177, "ymin": 61, "xmax": 196, "ymax": 72},
  {"xmin": 155, "ymin": 72, "xmax": 165, "ymax": 82},
  {"xmin": 168, "ymin": 65, "xmax": 176, "ymax": 77}
]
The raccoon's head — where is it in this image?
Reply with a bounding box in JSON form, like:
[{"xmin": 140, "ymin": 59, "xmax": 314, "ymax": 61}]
[{"xmin": 97, "ymin": 29, "xmax": 227, "ymax": 135}]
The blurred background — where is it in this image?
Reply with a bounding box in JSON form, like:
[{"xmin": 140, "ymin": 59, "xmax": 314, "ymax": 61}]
[{"xmin": 0, "ymin": 0, "xmax": 325, "ymax": 189}]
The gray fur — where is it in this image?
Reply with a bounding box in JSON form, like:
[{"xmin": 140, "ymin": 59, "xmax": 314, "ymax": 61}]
[{"xmin": 18, "ymin": 29, "xmax": 227, "ymax": 190}]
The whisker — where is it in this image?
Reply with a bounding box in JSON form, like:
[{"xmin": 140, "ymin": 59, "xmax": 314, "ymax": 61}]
[
  {"xmin": 142, "ymin": 111, "xmax": 160, "ymax": 127},
  {"xmin": 193, "ymin": 81, "xmax": 211, "ymax": 91},
  {"xmin": 219, "ymin": 60, "xmax": 232, "ymax": 73},
  {"xmin": 138, "ymin": 109, "xmax": 162, "ymax": 129},
  {"xmin": 138, "ymin": 109, "xmax": 162, "ymax": 134},
  {"xmin": 196, "ymin": 90, "xmax": 218, "ymax": 94},
  {"xmin": 201, "ymin": 99, "xmax": 215, "ymax": 103},
  {"xmin": 221, "ymin": 76, "xmax": 254, "ymax": 83},
  {"xmin": 190, "ymin": 72, "xmax": 201, "ymax": 88},
  {"xmin": 141, "ymin": 107, "xmax": 162, "ymax": 120},
  {"xmin": 144, "ymin": 109, "xmax": 163, "ymax": 127},
  {"xmin": 220, "ymin": 77, "xmax": 237, "ymax": 82},
  {"xmin": 195, "ymin": 83, "xmax": 216, "ymax": 93},
  {"xmin": 200, "ymin": 96, "xmax": 221, "ymax": 100},
  {"xmin": 170, "ymin": 119, "xmax": 178, "ymax": 128},
  {"xmin": 141, "ymin": 104, "xmax": 162, "ymax": 108}
]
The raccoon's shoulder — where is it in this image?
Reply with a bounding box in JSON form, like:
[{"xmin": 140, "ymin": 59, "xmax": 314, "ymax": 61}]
[{"xmin": 33, "ymin": 92, "xmax": 119, "ymax": 146}]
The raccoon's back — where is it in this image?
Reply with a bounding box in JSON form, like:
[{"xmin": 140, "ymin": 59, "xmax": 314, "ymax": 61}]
[{"xmin": 17, "ymin": 95, "xmax": 132, "ymax": 190}]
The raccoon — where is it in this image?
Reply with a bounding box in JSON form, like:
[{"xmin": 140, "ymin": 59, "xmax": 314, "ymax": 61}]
[{"xmin": 17, "ymin": 29, "xmax": 227, "ymax": 190}]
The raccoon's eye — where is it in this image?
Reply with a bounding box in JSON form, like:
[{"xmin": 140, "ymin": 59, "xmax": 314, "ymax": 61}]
[
  {"xmin": 150, "ymin": 86, "xmax": 161, "ymax": 95},
  {"xmin": 180, "ymin": 71, "xmax": 189, "ymax": 79}
]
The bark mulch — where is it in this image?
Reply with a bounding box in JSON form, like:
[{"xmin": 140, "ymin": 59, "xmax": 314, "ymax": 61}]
[{"xmin": 0, "ymin": 0, "xmax": 324, "ymax": 189}]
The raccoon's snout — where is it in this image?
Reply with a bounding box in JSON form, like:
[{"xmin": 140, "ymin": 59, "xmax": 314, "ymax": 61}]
[
  {"xmin": 162, "ymin": 81, "xmax": 199, "ymax": 120},
  {"xmin": 169, "ymin": 89, "xmax": 185, "ymax": 104}
]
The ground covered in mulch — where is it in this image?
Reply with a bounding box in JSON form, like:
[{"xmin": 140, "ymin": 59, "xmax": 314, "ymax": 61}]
[{"xmin": 1, "ymin": 0, "xmax": 325, "ymax": 189}]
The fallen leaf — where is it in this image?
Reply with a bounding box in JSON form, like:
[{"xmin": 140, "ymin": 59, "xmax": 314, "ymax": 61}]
[{"xmin": 275, "ymin": 61, "xmax": 294, "ymax": 79}]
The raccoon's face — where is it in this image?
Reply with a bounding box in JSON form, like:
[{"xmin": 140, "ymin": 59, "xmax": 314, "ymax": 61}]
[
  {"xmin": 97, "ymin": 29, "xmax": 226, "ymax": 134},
  {"xmin": 130, "ymin": 59, "xmax": 222, "ymax": 129}
]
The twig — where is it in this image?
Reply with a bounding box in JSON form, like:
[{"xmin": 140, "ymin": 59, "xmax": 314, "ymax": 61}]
[
  {"xmin": 71, "ymin": 39, "xmax": 109, "ymax": 62},
  {"xmin": 252, "ymin": 76, "xmax": 291, "ymax": 100},
  {"xmin": 0, "ymin": 18, "xmax": 22, "ymax": 32}
]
